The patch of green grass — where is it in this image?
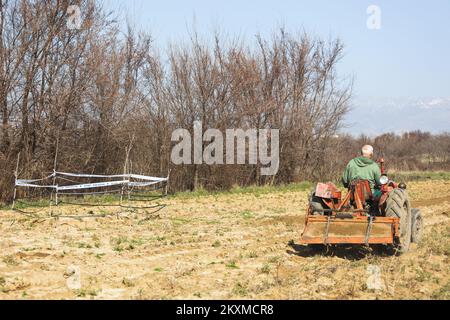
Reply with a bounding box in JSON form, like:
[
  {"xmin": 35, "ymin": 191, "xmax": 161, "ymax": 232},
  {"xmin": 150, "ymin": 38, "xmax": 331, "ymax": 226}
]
[
  {"xmin": 389, "ymin": 171, "xmax": 450, "ymax": 182},
  {"xmin": 260, "ymin": 264, "xmax": 271, "ymax": 274},
  {"xmin": 111, "ymin": 236, "xmax": 145, "ymax": 252},
  {"xmin": 241, "ymin": 210, "xmax": 254, "ymax": 219},
  {"xmin": 154, "ymin": 267, "xmax": 163, "ymax": 272},
  {"xmin": 173, "ymin": 181, "xmax": 314, "ymax": 199},
  {"xmin": 226, "ymin": 260, "xmax": 239, "ymax": 269},
  {"xmin": 267, "ymin": 256, "xmax": 281, "ymax": 264},
  {"xmin": 11, "ymin": 198, "xmax": 50, "ymax": 209},
  {"xmin": 95, "ymin": 253, "xmax": 105, "ymax": 259},
  {"xmin": 415, "ymin": 268, "xmax": 433, "ymax": 282},
  {"xmin": 7, "ymin": 190, "xmax": 168, "ymax": 210},
  {"xmin": 2, "ymin": 189, "xmax": 166, "ymax": 210},
  {"xmin": 62, "ymin": 194, "xmax": 121, "ymax": 205},
  {"xmin": 22, "ymin": 247, "xmax": 39, "ymax": 252},
  {"xmin": 170, "ymin": 217, "xmax": 191, "ymax": 226},
  {"xmin": 232, "ymin": 282, "xmax": 248, "ymax": 297},
  {"xmin": 173, "ymin": 186, "xmax": 210, "ymax": 198},
  {"xmin": 76, "ymin": 242, "xmax": 92, "ymax": 249},
  {"xmin": 230, "ymin": 181, "xmax": 313, "ymax": 195}
]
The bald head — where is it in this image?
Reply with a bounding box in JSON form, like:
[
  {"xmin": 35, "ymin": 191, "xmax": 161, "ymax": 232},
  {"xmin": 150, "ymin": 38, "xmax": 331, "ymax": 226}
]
[{"xmin": 361, "ymin": 145, "xmax": 374, "ymax": 158}]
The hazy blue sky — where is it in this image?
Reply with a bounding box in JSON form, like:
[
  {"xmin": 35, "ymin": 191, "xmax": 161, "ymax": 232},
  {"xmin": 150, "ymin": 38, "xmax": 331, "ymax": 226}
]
[{"xmin": 103, "ymin": 0, "xmax": 450, "ymax": 100}]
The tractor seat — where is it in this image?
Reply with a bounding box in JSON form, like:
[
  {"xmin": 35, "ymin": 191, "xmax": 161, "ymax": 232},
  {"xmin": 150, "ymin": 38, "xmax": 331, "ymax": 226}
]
[{"xmin": 350, "ymin": 179, "xmax": 373, "ymax": 202}]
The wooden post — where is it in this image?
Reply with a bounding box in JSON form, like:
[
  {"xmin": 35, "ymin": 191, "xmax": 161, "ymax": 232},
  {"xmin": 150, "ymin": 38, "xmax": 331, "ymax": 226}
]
[
  {"xmin": 120, "ymin": 146, "xmax": 130, "ymax": 205},
  {"xmin": 50, "ymin": 138, "xmax": 59, "ymax": 210},
  {"xmin": 121, "ymin": 136, "xmax": 134, "ymax": 206},
  {"xmin": 165, "ymin": 140, "xmax": 172, "ymax": 196},
  {"xmin": 11, "ymin": 152, "xmax": 20, "ymax": 210},
  {"xmin": 127, "ymin": 159, "xmax": 132, "ymax": 201},
  {"xmin": 165, "ymin": 168, "xmax": 171, "ymax": 197}
]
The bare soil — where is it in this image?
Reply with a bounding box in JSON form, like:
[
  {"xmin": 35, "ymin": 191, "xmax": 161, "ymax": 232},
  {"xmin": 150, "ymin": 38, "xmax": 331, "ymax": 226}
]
[{"xmin": 0, "ymin": 180, "xmax": 449, "ymax": 300}]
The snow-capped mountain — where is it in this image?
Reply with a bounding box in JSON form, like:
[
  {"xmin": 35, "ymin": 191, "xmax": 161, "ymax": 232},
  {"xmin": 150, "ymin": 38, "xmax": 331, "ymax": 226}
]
[{"xmin": 342, "ymin": 97, "xmax": 450, "ymax": 136}]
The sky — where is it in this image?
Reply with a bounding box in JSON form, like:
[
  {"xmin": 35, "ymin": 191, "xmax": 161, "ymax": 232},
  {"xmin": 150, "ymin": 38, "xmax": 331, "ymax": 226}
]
[{"xmin": 102, "ymin": 0, "xmax": 450, "ymax": 101}]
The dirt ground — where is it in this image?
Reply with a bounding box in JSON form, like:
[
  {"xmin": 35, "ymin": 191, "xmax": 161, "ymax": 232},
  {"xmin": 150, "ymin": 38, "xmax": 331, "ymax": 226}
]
[{"xmin": 0, "ymin": 180, "xmax": 449, "ymax": 300}]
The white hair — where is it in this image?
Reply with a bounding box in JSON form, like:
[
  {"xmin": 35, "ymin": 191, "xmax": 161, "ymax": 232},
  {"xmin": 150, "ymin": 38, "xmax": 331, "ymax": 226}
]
[{"xmin": 361, "ymin": 145, "xmax": 374, "ymax": 157}]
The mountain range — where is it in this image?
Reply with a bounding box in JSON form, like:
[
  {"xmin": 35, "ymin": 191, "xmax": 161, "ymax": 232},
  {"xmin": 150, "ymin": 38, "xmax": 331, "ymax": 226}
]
[{"xmin": 342, "ymin": 97, "xmax": 450, "ymax": 136}]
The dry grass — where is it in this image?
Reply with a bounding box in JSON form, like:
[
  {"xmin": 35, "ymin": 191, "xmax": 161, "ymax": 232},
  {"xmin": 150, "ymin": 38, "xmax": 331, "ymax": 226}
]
[{"xmin": 0, "ymin": 180, "xmax": 449, "ymax": 299}]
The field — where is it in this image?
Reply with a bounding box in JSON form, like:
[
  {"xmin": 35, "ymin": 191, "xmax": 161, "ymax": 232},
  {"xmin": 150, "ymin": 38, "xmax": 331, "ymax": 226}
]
[{"xmin": 0, "ymin": 178, "xmax": 449, "ymax": 300}]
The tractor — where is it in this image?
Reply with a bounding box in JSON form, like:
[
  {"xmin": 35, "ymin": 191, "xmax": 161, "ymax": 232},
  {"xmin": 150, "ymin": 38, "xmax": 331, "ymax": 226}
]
[{"xmin": 299, "ymin": 159, "xmax": 423, "ymax": 254}]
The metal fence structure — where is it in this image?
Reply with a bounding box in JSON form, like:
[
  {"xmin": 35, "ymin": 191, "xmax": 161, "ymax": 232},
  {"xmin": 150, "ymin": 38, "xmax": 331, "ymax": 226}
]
[{"xmin": 12, "ymin": 170, "xmax": 169, "ymax": 219}]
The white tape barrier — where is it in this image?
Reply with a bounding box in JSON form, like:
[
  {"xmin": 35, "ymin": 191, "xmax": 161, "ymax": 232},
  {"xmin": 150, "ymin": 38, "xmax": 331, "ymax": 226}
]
[
  {"xmin": 56, "ymin": 180, "xmax": 130, "ymax": 191},
  {"xmin": 128, "ymin": 174, "xmax": 167, "ymax": 182},
  {"xmin": 15, "ymin": 182, "xmax": 57, "ymax": 188},
  {"xmin": 55, "ymin": 172, "xmax": 127, "ymax": 179},
  {"xmin": 128, "ymin": 180, "xmax": 162, "ymax": 187},
  {"xmin": 16, "ymin": 173, "xmax": 56, "ymax": 184},
  {"xmin": 15, "ymin": 172, "xmax": 168, "ymax": 191},
  {"xmin": 55, "ymin": 172, "xmax": 168, "ymax": 182}
]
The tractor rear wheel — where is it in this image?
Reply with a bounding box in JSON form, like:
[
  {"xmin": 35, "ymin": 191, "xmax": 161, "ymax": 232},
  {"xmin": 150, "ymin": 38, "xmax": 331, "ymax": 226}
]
[
  {"xmin": 385, "ymin": 188, "xmax": 411, "ymax": 254},
  {"xmin": 411, "ymin": 208, "xmax": 424, "ymax": 243}
]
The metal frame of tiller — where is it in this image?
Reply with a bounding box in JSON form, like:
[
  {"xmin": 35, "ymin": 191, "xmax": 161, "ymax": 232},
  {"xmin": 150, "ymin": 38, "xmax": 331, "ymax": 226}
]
[{"xmin": 300, "ymin": 180, "xmax": 400, "ymax": 245}]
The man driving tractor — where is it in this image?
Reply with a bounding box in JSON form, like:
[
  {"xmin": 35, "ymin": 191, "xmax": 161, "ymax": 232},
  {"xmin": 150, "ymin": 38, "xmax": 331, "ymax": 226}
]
[
  {"xmin": 342, "ymin": 145, "xmax": 382, "ymax": 199},
  {"xmin": 300, "ymin": 144, "xmax": 423, "ymax": 254}
]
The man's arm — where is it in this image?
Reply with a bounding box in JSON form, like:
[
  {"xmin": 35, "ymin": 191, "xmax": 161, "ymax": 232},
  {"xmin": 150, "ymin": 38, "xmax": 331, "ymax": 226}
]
[
  {"xmin": 373, "ymin": 164, "xmax": 382, "ymax": 188},
  {"xmin": 342, "ymin": 163, "xmax": 350, "ymax": 188}
]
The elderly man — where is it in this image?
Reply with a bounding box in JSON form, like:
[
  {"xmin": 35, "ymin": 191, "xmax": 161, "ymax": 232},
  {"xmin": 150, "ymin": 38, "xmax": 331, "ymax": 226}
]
[{"xmin": 342, "ymin": 145, "xmax": 382, "ymax": 197}]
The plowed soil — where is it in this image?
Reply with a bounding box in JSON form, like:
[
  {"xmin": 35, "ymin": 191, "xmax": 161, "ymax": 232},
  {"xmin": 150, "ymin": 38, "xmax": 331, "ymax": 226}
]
[{"xmin": 1, "ymin": 180, "xmax": 449, "ymax": 299}]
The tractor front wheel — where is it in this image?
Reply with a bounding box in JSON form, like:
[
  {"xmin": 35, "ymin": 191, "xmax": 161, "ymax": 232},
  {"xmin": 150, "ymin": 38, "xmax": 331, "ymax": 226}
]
[{"xmin": 385, "ymin": 188, "xmax": 412, "ymax": 254}]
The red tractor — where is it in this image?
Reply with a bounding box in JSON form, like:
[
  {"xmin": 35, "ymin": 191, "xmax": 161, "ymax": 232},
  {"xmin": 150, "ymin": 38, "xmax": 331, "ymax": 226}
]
[{"xmin": 300, "ymin": 159, "xmax": 423, "ymax": 254}]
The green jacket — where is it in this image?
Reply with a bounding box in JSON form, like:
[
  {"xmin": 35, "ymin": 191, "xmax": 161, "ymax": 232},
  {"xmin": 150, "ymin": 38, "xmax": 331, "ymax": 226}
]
[{"xmin": 342, "ymin": 157, "xmax": 381, "ymax": 192}]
